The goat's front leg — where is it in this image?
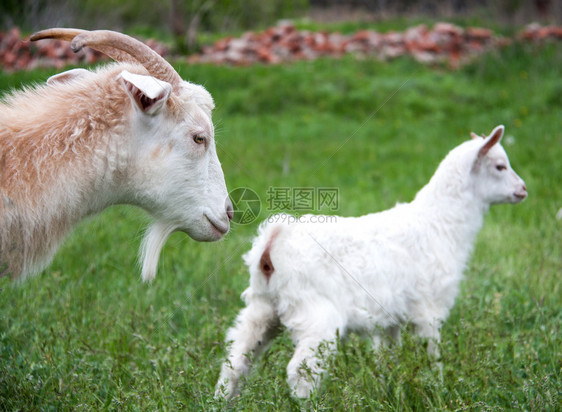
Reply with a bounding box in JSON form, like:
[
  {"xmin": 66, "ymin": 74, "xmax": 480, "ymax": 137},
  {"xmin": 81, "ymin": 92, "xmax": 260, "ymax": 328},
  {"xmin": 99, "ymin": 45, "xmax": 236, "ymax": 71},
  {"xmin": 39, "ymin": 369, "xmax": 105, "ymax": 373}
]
[
  {"xmin": 415, "ymin": 320, "xmax": 441, "ymax": 357},
  {"xmin": 215, "ymin": 298, "xmax": 280, "ymax": 399},
  {"xmin": 415, "ymin": 319, "xmax": 443, "ymax": 380}
]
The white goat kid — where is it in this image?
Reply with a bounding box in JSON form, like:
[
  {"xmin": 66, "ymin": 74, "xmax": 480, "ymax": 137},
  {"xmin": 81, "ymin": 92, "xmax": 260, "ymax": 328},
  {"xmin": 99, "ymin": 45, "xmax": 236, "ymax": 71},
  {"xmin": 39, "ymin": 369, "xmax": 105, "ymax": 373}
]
[
  {"xmin": 0, "ymin": 29, "xmax": 233, "ymax": 281},
  {"xmin": 216, "ymin": 125, "xmax": 527, "ymax": 399}
]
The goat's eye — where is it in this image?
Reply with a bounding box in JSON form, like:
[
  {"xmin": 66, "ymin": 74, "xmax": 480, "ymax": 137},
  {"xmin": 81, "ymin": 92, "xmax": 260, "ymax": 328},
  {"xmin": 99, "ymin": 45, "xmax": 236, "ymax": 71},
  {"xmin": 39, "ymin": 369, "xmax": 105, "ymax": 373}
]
[
  {"xmin": 193, "ymin": 134, "xmax": 206, "ymax": 145},
  {"xmin": 496, "ymin": 165, "xmax": 507, "ymax": 171}
]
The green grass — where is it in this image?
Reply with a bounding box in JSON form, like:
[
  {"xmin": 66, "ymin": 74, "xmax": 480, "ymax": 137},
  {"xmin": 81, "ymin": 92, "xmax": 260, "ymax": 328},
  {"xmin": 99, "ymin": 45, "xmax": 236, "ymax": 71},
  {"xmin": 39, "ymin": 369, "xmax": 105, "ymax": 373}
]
[{"xmin": 1, "ymin": 39, "xmax": 561, "ymax": 410}]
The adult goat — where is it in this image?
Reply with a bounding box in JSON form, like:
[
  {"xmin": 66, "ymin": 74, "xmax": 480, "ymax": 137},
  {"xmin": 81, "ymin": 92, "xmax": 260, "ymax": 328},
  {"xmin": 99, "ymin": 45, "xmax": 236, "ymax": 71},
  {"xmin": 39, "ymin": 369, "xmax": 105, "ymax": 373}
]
[{"xmin": 0, "ymin": 29, "xmax": 233, "ymax": 282}]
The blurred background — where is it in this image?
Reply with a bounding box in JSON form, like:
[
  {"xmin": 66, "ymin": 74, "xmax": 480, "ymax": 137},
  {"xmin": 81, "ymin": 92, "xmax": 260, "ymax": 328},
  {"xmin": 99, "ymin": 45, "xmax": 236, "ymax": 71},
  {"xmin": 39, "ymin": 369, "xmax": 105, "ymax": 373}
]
[{"xmin": 1, "ymin": 0, "xmax": 561, "ymax": 53}]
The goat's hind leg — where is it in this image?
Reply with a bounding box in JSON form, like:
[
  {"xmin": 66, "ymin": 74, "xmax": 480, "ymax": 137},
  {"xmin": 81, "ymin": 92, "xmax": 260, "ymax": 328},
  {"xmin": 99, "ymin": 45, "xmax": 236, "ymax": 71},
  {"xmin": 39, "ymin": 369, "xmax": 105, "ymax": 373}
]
[
  {"xmin": 215, "ymin": 297, "xmax": 280, "ymax": 399},
  {"xmin": 372, "ymin": 324, "xmax": 402, "ymax": 350},
  {"xmin": 286, "ymin": 311, "xmax": 343, "ymax": 398}
]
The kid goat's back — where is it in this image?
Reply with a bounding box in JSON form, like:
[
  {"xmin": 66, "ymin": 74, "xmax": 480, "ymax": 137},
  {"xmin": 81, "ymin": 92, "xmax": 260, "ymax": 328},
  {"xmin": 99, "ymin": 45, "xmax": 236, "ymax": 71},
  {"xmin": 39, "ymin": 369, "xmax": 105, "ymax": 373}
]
[{"xmin": 216, "ymin": 125, "xmax": 527, "ymax": 399}]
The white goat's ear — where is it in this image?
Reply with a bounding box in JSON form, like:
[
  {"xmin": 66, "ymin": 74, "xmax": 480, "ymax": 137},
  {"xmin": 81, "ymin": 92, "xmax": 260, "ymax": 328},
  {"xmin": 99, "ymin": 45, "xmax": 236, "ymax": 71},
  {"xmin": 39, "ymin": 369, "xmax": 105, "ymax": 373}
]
[
  {"xmin": 470, "ymin": 132, "xmax": 479, "ymax": 140},
  {"xmin": 477, "ymin": 125, "xmax": 504, "ymax": 159},
  {"xmin": 120, "ymin": 70, "xmax": 171, "ymax": 115},
  {"xmin": 47, "ymin": 68, "xmax": 94, "ymax": 86}
]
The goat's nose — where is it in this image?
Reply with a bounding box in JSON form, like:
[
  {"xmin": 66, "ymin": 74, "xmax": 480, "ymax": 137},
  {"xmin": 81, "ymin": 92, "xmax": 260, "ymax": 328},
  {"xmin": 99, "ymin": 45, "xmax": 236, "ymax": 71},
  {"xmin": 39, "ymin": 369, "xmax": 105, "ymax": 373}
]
[{"xmin": 225, "ymin": 198, "xmax": 234, "ymax": 221}]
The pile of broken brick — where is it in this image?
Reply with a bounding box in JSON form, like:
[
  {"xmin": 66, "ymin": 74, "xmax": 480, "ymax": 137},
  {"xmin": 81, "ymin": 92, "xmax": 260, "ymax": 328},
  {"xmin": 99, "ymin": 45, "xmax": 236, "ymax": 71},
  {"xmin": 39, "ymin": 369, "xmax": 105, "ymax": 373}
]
[
  {"xmin": 188, "ymin": 22, "xmax": 562, "ymax": 68},
  {"xmin": 1, "ymin": 23, "xmax": 561, "ymax": 72}
]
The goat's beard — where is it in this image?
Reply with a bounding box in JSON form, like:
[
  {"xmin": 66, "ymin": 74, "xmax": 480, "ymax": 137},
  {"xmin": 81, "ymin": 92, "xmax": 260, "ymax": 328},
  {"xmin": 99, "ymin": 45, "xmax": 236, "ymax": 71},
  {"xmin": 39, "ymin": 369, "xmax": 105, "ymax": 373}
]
[{"xmin": 139, "ymin": 221, "xmax": 177, "ymax": 282}]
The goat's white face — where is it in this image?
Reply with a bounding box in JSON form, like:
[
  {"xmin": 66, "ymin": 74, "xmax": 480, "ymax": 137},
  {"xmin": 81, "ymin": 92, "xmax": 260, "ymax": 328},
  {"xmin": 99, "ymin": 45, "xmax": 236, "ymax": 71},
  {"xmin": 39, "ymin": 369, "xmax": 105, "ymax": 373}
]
[
  {"xmin": 121, "ymin": 71, "xmax": 232, "ymax": 242},
  {"xmin": 471, "ymin": 125, "xmax": 527, "ymax": 205}
]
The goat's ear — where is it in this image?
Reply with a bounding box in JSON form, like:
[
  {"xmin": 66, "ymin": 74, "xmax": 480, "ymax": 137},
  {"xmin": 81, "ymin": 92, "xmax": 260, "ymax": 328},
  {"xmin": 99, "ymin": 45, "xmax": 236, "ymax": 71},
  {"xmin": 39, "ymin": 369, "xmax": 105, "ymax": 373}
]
[
  {"xmin": 120, "ymin": 70, "xmax": 171, "ymax": 115},
  {"xmin": 470, "ymin": 132, "xmax": 479, "ymax": 140},
  {"xmin": 477, "ymin": 125, "xmax": 504, "ymax": 159},
  {"xmin": 47, "ymin": 68, "xmax": 94, "ymax": 86}
]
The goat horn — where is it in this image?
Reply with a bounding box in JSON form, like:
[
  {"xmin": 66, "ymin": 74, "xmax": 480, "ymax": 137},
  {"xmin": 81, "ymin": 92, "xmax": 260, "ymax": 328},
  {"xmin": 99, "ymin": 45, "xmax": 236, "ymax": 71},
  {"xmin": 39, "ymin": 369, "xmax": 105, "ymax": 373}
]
[
  {"xmin": 31, "ymin": 29, "xmax": 136, "ymax": 65},
  {"xmin": 30, "ymin": 28, "xmax": 84, "ymax": 41},
  {"xmin": 30, "ymin": 28, "xmax": 182, "ymax": 92}
]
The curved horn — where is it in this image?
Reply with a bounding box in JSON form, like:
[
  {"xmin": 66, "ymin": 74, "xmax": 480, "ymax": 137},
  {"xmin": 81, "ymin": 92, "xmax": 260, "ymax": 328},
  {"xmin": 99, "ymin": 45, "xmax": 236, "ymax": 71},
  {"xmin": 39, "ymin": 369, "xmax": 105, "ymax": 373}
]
[
  {"xmin": 30, "ymin": 28, "xmax": 84, "ymax": 41},
  {"xmin": 30, "ymin": 28, "xmax": 137, "ymax": 65},
  {"xmin": 71, "ymin": 30, "xmax": 182, "ymax": 91},
  {"xmin": 31, "ymin": 29, "xmax": 182, "ymax": 91}
]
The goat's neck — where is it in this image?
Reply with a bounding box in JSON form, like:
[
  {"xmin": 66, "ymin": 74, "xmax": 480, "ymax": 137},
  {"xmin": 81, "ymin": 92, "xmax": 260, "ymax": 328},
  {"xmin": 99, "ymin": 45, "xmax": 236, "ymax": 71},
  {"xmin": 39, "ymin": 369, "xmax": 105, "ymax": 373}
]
[
  {"xmin": 412, "ymin": 180, "xmax": 489, "ymax": 264},
  {"xmin": 37, "ymin": 115, "xmax": 132, "ymax": 217},
  {"xmin": 1, "ymin": 99, "xmax": 133, "ymax": 279}
]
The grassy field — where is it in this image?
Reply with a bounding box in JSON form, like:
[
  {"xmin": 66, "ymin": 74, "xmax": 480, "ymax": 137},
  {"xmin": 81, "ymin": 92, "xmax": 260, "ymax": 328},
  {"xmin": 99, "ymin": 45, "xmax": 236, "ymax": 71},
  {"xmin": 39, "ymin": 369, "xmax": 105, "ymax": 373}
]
[{"xmin": 1, "ymin": 32, "xmax": 561, "ymax": 410}]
